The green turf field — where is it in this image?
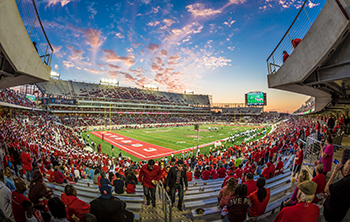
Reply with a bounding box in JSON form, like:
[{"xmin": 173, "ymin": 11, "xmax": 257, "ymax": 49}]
[{"xmin": 83, "ymin": 124, "xmax": 271, "ymax": 162}]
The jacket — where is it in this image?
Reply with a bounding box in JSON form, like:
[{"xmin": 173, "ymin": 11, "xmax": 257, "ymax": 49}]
[
  {"xmin": 61, "ymin": 193, "xmax": 90, "ymax": 221},
  {"xmin": 29, "ymin": 170, "xmax": 51, "ymax": 204},
  {"xmin": 90, "ymin": 196, "xmax": 134, "ymax": 222},
  {"xmin": 166, "ymin": 166, "xmax": 188, "ymax": 189},
  {"xmin": 139, "ymin": 164, "xmax": 162, "ymax": 189},
  {"xmin": 0, "ymin": 181, "xmax": 14, "ymax": 221}
]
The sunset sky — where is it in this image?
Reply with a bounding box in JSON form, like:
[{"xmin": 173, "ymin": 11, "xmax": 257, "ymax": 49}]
[{"xmin": 36, "ymin": 0, "xmax": 323, "ymax": 113}]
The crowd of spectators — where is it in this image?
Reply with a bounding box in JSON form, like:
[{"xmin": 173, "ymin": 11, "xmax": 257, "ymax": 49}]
[
  {"xmin": 37, "ymin": 79, "xmax": 211, "ymax": 106},
  {"xmin": 0, "ymin": 111, "xmax": 349, "ymax": 221},
  {"xmin": 0, "ymin": 89, "xmax": 38, "ymax": 108}
]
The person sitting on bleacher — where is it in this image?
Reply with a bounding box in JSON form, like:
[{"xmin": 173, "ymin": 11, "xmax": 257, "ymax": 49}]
[
  {"xmin": 276, "ymin": 158, "xmax": 284, "ymax": 175},
  {"xmin": 261, "ymin": 162, "xmax": 272, "ymax": 179},
  {"xmin": 211, "ymin": 167, "xmax": 219, "ymax": 179},
  {"xmin": 225, "ymin": 184, "xmax": 250, "ymax": 222},
  {"xmin": 222, "ymin": 169, "xmax": 235, "ymax": 188},
  {"xmin": 60, "ymin": 184, "xmax": 90, "ymax": 221},
  {"xmin": 234, "ymin": 165, "xmax": 243, "ymax": 180},
  {"xmin": 90, "ymin": 184, "xmax": 134, "ymax": 222},
  {"xmin": 186, "ymin": 168, "xmax": 193, "ymax": 182},
  {"xmin": 273, "ymin": 181, "xmax": 319, "ymax": 222},
  {"xmin": 244, "ymin": 173, "xmax": 257, "ymax": 196},
  {"xmin": 248, "ymin": 177, "xmax": 270, "ymax": 220},
  {"xmin": 218, "ymin": 165, "xmax": 227, "ymax": 178},
  {"xmin": 53, "ymin": 166, "xmax": 66, "ymax": 184},
  {"xmin": 194, "ymin": 167, "xmax": 201, "ymax": 179},
  {"xmin": 280, "ymin": 169, "xmax": 310, "ymax": 211},
  {"xmin": 48, "ymin": 197, "xmax": 69, "ymax": 222},
  {"xmin": 311, "ymin": 162, "xmax": 326, "ymax": 204},
  {"xmin": 270, "ymin": 162, "xmax": 276, "ymax": 178},
  {"xmin": 202, "ymin": 167, "xmax": 210, "ymax": 180},
  {"xmin": 113, "ymin": 173, "xmax": 125, "ymax": 195},
  {"xmin": 218, "ymin": 177, "xmax": 237, "ymax": 208}
]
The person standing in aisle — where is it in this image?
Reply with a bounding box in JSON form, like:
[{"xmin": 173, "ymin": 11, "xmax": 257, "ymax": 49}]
[{"xmin": 139, "ymin": 159, "xmax": 162, "ymax": 207}]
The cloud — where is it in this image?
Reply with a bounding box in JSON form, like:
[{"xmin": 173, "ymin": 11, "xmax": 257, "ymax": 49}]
[
  {"xmin": 83, "ymin": 68, "xmax": 102, "ymax": 74},
  {"xmin": 186, "ymin": 3, "xmax": 222, "ymax": 17},
  {"xmin": 116, "ymin": 33, "xmax": 125, "ymax": 38},
  {"xmin": 54, "ymin": 64, "xmax": 59, "ymax": 69},
  {"xmin": 259, "ymin": 0, "xmax": 306, "ymax": 10},
  {"xmin": 87, "ymin": 2, "xmax": 97, "ymax": 19},
  {"xmin": 196, "ymin": 56, "xmax": 231, "ymax": 69},
  {"xmin": 103, "ymin": 49, "xmax": 136, "ymax": 66},
  {"xmin": 147, "ymin": 21, "xmax": 160, "ymax": 26},
  {"xmin": 163, "ymin": 18, "xmax": 174, "ymax": 26},
  {"xmin": 172, "ymin": 22, "xmax": 203, "ymax": 36},
  {"xmin": 223, "ymin": 20, "xmax": 236, "ymax": 27},
  {"xmin": 63, "ymin": 60, "xmax": 74, "ymax": 68},
  {"xmin": 168, "ymin": 55, "xmax": 181, "ymax": 61},
  {"xmin": 160, "ymin": 49, "xmax": 168, "ymax": 56},
  {"xmin": 147, "ymin": 43, "xmax": 160, "ymax": 52},
  {"xmin": 52, "ymin": 45, "xmax": 63, "ymax": 57},
  {"xmin": 140, "ymin": 0, "xmax": 151, "ymax": 4},
  {"xmin": 68, "ymin": 49, "xmax": 84, "ymax": 60},
  {"xmin": 107, "ymin": 63, "xmax": 121, "ymax": 70},
  {"xmin": 44, "ymin": 0, "xmax": 73, "ymax": 8},
  {"xmin": 186, "ymin": 0, "xmax": 246, "ymax": 18},
  {"xmin": 81, "ymin": 28, "xmax": 105, "ymax": 49}
]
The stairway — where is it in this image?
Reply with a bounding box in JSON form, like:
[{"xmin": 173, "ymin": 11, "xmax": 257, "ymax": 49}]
[{"xmin": 140, "ymin": 200, "xmax": 191, "ymax": 222}]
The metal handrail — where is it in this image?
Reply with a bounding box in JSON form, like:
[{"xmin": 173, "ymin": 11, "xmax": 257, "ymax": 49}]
[
  {"xmin": 266, "ymin": 0, "xmax": 309, "ymax": 62},
  {"xmin": 16, "ymin": 0, "xmax": 54, "ymax": 66},
  {"xmin": 266, "ymin": 0, "xmax": 327, "ymax": 75},
  {"xmin": 157, "ymin": 182, "xmax": 173, "ymax": 222}
]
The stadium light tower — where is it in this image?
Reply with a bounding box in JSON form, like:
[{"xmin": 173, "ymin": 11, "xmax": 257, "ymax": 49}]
[{"xmin": 100, "ymin": 78, "xmax": 119, "ymax": 86}]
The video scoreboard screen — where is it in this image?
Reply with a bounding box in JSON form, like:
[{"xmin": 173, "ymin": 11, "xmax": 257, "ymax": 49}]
[{"xmin": 245, "ymin": 92, "xmax": 266, "ymax": 106}]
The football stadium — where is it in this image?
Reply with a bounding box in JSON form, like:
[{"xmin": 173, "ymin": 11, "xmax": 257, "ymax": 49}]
[{"xmin": 1, "ymin": 0, "xmax": 350, "ymax": 222}]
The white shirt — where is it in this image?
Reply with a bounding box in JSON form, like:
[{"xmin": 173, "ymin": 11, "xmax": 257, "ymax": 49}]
[{"xmin": 0, "ymin": 181, "xmax": 14, "ymax": 221}]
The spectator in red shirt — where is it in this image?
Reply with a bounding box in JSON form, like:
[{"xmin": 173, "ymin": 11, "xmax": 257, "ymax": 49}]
[
  {"xmin": 291, "ymin": 38, "xmax": 302, "ymax": 48},
  {"xmin": 283, "ymin": 51, "xmax": 289, "ymax": 63},
  {"xmin": 202, "ymin": 167, "xmax": 211, "ymax": 180},
  {"xmin": 218, "ymin": 177, "xmax": 237, "ymax": 208},
  {"xmin": 211, "ymin": 167, "xmax": 219, "ymax": 179},
  {"xmin": 244, "ymin": 173, "xmax": 257, "ymax": 196},
  {"xmin": 186, "ymin": 168, "xmax": 193, "ymax": 182},
  {"xmin": 20, "ymin": 148, "xmax": 33, "ymax": 181},
  {"xmin": 139, "ymin": 159, "xmax": 162, "ymax": 207},
  {"xmin": 12, "ymin": 178, "xmax": 30, "ymax": 222},
  {"xmin": 273, "ymin": 181, "xmax": 319, "ymax": 222},
  {"xmin": 262, "ymin": 162, "xmax": 272, "ymax": 179},
  {"xmin": 248, "ymin": 177, "xmax": 270, "ymax": 219},
  {"xmin": 53, "ymin": 166, "xmax": 66, "ymax": 184},
  {"xmin": 46, "ymin": 165, "xmax": 55, "ymax": 183},
  {"xmin": 234, "ymin": 165, "xmax": 243, "ymax": 180},
  {"xmin": 222, "ymin": 170, "xmax": 235, "ymax": 187},
  {"xmin": 218, "ymin": 165, "xmax": 227, "ymax": 178},
  {"xmin": 276, "ymin": 158, "xmax": 284, "ymax": 174},
  {"xmin": 311, "ymin": 162, "xmax": 326, "ymax": 203},
  {"xmin": 61, "ymin": 184, "xmax": 90, "ymax": 221},
  {"xmin": 292, "ymin": 142, "xmax": 304, "ymax": 180}
]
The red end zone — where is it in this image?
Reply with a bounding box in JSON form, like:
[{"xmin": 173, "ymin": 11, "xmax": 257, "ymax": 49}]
[
  {"xmin": 91, "ymin": 131, "xmax": 226, "ymax": 160},
  {"xmin": 91, "ymin": 131, "xmax": 176, "ymax": 160}
]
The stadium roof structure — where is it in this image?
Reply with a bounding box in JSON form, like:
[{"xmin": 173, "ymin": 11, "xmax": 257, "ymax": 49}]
[
  {"xmin": 0, "ymin": 0, "xmax": 51, "ymax": 90},
  {"xmin": 267, "ymin": 0, "xmax": 350, "ymax": 113}
]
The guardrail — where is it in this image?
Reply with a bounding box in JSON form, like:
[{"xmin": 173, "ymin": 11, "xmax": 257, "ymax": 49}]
[
  {"xmin": 16, "ymin": 0, "xmax": 53, "ymax": 66},
  {"xmin": 157, "ymin": 182, "xmax": 173, "ymax": 222},
  {"xmin": 266, "ymin": 0, "xmax": 327, "ymax": 75},
  {"xmin": 301, "ymin": 134, "xmax": 347, "ymax": 165}
]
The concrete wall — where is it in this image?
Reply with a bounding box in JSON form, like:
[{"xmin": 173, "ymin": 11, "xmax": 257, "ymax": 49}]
[
  {"xmin": 268, "ymin": 0, "xmax": 350, "ymax": 87},
  {"xmin": 0, "ymin": 0, "xmax": 50, "ymax": 87}
]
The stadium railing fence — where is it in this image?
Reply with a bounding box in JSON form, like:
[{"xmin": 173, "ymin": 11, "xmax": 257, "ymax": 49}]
[
  {"xmin": 266, "ymin": 0, "xmax": 327, "ymax": 75},
  {"xmin": 157, "ymin": 182, "xmax": 173, "ymax": 222},
  {"xmin": 16, "ymin": 0, "xmax": 53, "ymax": 66}
]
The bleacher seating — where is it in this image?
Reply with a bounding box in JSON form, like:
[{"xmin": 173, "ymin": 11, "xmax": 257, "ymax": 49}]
[{"xmin": 36, "ymin": 79, "xmax": 210, "ymax": 106}]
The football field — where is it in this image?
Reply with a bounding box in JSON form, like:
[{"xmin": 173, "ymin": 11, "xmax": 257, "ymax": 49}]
[{"xmin": 85, "ymin": 124, "xmax": 270, "ymax": 162}]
